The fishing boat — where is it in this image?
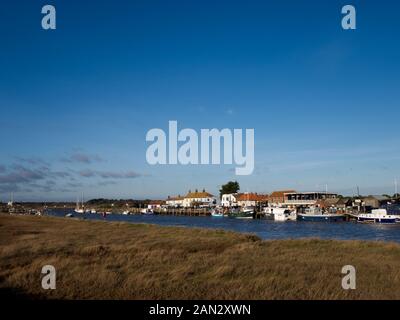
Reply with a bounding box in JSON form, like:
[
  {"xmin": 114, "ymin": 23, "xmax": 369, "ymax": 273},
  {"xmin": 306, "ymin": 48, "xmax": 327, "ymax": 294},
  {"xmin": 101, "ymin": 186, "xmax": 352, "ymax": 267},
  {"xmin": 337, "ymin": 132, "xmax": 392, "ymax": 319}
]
[
  {"xmin": 357, "ymin": 209, "xmax": 397, "ymax": 224},
  {"xmin": 228, "ymin": 206, "xmax": 254, "ymax": 219},
  {"xmin": 298, "ymin": 206, "xmax": 345, "ymax": 222}
]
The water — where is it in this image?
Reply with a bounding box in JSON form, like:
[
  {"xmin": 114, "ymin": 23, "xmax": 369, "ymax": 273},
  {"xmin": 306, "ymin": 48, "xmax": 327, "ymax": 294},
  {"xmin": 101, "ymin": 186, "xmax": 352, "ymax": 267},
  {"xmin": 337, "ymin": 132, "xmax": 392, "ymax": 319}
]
[{"xmin": 47, "ymin": 209, "xmax": 400, "ymax": 243}]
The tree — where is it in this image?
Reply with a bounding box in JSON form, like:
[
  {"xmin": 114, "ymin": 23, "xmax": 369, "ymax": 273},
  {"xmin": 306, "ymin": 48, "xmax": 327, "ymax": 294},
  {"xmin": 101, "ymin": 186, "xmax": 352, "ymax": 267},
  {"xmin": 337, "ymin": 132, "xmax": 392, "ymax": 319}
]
[{"xmin": 219, "ymin": 181, "xmax": 240, "ymax": 199}]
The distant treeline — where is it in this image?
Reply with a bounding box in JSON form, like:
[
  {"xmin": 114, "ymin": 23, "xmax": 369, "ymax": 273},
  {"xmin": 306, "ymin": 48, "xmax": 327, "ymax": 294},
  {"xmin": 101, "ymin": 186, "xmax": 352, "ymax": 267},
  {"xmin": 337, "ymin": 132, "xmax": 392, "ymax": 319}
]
[{"xmin": 85, "ymin": 198, "xmax": 154, "ymax": 207}]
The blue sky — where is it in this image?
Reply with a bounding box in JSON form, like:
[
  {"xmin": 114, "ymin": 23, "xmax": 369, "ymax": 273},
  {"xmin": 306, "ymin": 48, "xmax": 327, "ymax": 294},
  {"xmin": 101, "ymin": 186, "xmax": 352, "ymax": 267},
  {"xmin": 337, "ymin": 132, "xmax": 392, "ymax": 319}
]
[{"xmin": 1, "ymin": 0, "xmax": 399, "ymax": 201}]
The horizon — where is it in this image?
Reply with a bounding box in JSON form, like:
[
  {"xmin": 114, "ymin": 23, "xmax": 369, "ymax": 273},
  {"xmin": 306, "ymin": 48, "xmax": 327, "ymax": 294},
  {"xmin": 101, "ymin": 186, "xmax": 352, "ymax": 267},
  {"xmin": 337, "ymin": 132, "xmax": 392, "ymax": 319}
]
[{"xmin": 1, "ymin": 0, "xmax": 400, "ymax": 201}]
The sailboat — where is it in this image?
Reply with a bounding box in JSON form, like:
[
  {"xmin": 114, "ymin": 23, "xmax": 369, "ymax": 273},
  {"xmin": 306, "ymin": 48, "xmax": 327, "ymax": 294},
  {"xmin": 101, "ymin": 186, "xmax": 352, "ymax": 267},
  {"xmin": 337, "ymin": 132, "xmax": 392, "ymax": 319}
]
[
  {"xmin": 74, "ymin": 194, "xmax": 85, "ymax": 214},
  {"xmin": 7, "ymin": 192, "xmax": 14, "ymax": 207}
]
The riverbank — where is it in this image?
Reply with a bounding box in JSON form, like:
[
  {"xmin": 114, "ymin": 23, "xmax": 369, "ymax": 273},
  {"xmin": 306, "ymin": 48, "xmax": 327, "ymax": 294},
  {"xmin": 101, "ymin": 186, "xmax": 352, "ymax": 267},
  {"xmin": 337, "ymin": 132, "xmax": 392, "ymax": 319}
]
[{"xmin": 1, "ymin": 214, "xmax": 400, "ymax": 299}]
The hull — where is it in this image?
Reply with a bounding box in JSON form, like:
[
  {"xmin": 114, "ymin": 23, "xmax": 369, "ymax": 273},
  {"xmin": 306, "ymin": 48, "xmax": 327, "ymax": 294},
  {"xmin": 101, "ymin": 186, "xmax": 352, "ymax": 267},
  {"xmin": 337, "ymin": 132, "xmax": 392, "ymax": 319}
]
[
  {"xmin": 228, "ymin": 212, "xmax": 254, "ymax": 219},
  {"xmin": 357, "ymin": 217, "xmax": 396, "ymax": 224},
  {"xmin": 298, "ymin": 214, "xmax": 345, "ymax": 222},
  {"xmin": 274, "ymin": 213, "xmax": 297, "ymax": 221},
  {"xmin": 74, "ymin": 209, "xmax": 84, "ymax": 214},
  {"xmin": 211, "ymin": 213, "xmax": 224, "ymax": 217},
  {"xmin": 357, "ymin": 210, "xmax": 397, "ymax": 224}
]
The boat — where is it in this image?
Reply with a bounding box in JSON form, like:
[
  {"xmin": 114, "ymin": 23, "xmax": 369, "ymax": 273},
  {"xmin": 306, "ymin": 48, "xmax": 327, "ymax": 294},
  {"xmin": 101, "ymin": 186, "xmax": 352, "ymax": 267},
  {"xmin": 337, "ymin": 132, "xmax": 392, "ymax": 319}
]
[
  {"xmin": 122, "ymin": 210, "xmax": 130, "ymax": 215},
  {"xmin": 65, "ymin": 213, "xmax": 74, "ymax": 218},
  {"xmin": 211, "ymin": 208, "xmax": 224, "ymax": 217},
  {"xmin": 298, "ymin": 206, "xmax": 345, "ymax": 222},
  {"xmin": 228, "ymin": 207, "xmax": 254, "ymax": 219},
  {"xmin": 357, "ymin": 209, "xmax": 397, "ymax": 224},
  {"xmin": 141, "ymin": 209, "xmax": 154, "ymax": 215},
  {"xmin": 90, "ymin": 209, "xmax": 97, "ymax": 214},
  {"xmin": 74, "ymin": 194, "xmax": 85, "ymax": 214},
  {"xmin": 271, "ymin": 207, "xmax": 297, "ymax": 221}
]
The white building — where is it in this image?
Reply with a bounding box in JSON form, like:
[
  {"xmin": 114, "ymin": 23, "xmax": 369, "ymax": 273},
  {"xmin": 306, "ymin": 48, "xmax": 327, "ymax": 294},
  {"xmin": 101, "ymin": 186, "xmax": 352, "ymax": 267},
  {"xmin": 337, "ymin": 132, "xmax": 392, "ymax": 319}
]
[
  {"xmin": 221, "ymin": 193, "xmax": 241, "ymax": 207},
  {"xmin": 165, "ymin": 196, "xmax": 185, "ymax": 208},
  {"xmin": 182, "ymin": 189, "xmax": 216, "ymax": 208},
  {"xmin": 147, "ymin": 200, "xmax": 165, "ymax": 209}
]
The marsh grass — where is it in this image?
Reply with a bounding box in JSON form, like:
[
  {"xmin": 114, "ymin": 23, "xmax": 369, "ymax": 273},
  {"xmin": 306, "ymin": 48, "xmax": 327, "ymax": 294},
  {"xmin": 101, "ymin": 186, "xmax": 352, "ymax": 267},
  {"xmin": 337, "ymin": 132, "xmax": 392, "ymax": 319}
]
[{"xmin": 0, "ymin": 214, "xmax": 399, "ymax": 299}]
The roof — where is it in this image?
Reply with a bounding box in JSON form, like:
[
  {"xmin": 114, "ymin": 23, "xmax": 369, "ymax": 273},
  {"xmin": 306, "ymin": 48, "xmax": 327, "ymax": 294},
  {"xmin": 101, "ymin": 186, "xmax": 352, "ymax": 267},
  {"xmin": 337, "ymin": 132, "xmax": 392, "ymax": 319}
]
[
  {"xmin": 166, "ymin": 196, "xmax": 185, "ymax": 201},
  {"xmin": 185, "ymin": 191, "xmax": 214, "ymax": 199},
  {"xmin": 284, "ymin": 191, "xmax": 338, "ymax": 195},
  {"xmin": 270, "ymin": 190, "xmax": 296, "ymax": 198},
  {"xmin": 316, "ymin": 198, "xmax": 340, "ymax": 207},
  {"xmin": 149, "ymin": 200, "xmax": 166, "ymax": 205},
  {"xmin": 237, "ymin": 193, "xmax": 269, "ymax": 201},
  {"xmin": 364, "ymin": 195, "xmax": 390, "ymax": 201},
  {"xmin": 222, "ymin": 193, "xmax": 243, "ymax": 199},
  {"xmin": 336, "ymin": 197, "xmax": 352, "ymax": 205}
]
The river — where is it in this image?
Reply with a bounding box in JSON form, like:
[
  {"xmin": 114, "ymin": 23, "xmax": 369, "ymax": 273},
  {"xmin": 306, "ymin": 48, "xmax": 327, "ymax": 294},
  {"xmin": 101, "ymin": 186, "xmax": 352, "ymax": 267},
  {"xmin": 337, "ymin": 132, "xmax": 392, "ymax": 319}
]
[{"xmin": 47, "ymin": 209, "xmax": 400, "ymax": 243}]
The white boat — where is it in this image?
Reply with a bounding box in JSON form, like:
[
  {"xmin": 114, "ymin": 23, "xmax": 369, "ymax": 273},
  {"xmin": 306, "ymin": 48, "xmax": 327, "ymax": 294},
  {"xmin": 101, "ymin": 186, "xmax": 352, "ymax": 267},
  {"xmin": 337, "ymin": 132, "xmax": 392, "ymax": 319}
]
[
  {"xmin": 357, "ymin": 209, "xmax": 397, "ymax": 224},
  {"xmin": 141, "ymin": 209, "xmax": 154, "ymax": 215},
  {"xmin": 211, "ymin": 208, "xmax": 224, "ymax": 217},
  {"xmin": 271, "ymin": 208, "xmax": 297, "ymax": 221},
  {"xmin": 90, "ymin": 209, "xmax": 97, "ymax": 214},
  {"xmin": 74, "ymin": 194, "xmax": 85, "ymax": 213},
  {"xmin": 122, "ymin": 210, "xmax": 130, "ymax": 215}
]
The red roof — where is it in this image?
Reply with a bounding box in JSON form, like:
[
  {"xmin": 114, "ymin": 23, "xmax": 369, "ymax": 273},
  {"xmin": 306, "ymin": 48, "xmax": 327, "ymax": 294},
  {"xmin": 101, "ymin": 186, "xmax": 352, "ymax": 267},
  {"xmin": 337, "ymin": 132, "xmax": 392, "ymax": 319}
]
[{"xmin": 237, "ymin": 193, "xmax": 268, "ymax": 201}]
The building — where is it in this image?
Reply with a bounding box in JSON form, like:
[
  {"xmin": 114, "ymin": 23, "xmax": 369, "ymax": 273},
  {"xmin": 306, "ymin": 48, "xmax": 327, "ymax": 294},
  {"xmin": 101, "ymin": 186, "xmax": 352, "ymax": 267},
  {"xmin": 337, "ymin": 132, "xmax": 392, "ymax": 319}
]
[
  {"xmin": 269, "ymin": 190, "xmax": 296, "ymax": 205},
  {"xmin": 362, "ymin": 195, "xmax": 391, "ymax": 209},
  {"xmin": 336, "ymin": 197, "xmax": 353, "ymax": 213},
  {"xmin": 147, "ymin": 200, "xmax": 166, "ymax": 209},
  {"xmin": 165, "ymin": 195, "xmax": 185, "ymax": 208},
  {"xmin": 236, "ymin": 193, "xmax": 269, "ymax": 207},
  {"xmin": 182, "ymin": 189, "xmax": 216, "ymax": 208},
  {"xmin": 221, "ymin": 193, "xmax": 242, "ymax": 207},
  {"xmin": 284, "ymin": 192, "xmax": 338, "ymax": 206}
]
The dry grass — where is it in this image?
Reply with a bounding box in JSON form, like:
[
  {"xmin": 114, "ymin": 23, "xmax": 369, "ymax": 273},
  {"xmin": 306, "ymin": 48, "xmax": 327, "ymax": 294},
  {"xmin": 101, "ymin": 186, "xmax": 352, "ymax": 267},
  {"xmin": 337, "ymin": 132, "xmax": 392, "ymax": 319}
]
[{"xmin": 0, "ymin": 214, "xmax": 399, "ymax": 299}]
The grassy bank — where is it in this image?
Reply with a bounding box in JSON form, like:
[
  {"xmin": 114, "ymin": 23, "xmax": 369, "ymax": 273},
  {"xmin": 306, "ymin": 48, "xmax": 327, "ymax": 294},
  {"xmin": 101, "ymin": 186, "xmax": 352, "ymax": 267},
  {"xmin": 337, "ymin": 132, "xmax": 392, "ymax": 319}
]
[{"xmin": 0, "ymin": 214, "xmax": 399, "ymax": 299}]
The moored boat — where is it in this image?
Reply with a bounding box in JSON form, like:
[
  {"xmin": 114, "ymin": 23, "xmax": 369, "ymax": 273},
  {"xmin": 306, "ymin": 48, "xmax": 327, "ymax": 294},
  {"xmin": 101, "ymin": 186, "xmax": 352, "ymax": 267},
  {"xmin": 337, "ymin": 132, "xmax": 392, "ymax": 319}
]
[
  {"xmin": 141, "ymin": 209, "xmax": 154, "ymax": 215},
  {"xmin": 211, "ymin": 208, "xmax": 224, "ymax": 217},
  {"xmin": 357, "ymin": 209, "xmax": 397, "ymax": 224},
  {"xmin": 74, "ymin": 194, "xmax": 85, "ymax": 213},
  {"xmin": 228, "ymin": 206, "xmax": 254, "ymax": 219},
  {"xmin": 271, "ymin": 208, "xmax": 297, "ymax": 221},
  {"xmin": 298, "ymin": 207, "xmax": 345, "ymax": 222}
]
